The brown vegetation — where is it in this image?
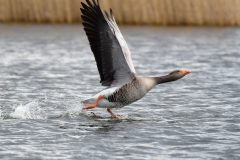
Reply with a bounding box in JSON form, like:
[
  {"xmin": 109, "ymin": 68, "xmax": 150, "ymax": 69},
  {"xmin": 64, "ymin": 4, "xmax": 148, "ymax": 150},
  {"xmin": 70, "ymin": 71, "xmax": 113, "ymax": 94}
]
[{"xmin": 0, "ymin": 0, "xmax": 240, "ymax": 25}]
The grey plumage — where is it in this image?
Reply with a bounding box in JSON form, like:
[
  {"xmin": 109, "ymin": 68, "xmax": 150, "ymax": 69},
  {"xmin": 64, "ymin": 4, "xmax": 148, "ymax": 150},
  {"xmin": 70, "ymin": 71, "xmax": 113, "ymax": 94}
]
[{"xmin": 107, "ymin": 77, "xmax": 143, "ymax": 105}]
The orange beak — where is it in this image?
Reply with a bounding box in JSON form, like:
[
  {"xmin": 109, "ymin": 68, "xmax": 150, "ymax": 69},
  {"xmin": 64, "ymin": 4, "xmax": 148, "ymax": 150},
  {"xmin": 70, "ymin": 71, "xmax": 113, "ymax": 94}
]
[{"xmin": 179, "ymin": 70, "xmax": 190, "ymax": 75}]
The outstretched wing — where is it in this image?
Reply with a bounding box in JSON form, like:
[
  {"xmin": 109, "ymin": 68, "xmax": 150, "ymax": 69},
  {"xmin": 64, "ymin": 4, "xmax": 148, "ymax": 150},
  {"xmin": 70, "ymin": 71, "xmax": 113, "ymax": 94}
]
[{"xmin": 80, "ymin": 0, "xmax": 136, "ymax": 86}]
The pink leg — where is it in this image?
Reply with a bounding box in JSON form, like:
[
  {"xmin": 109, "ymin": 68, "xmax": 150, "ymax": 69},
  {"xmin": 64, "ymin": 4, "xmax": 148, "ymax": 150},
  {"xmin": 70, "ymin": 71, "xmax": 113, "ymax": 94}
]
[
  {"xmin": 107, "ymin": 108, "xmax": 121, "ymax": 119},
  {"xmin": 83, "ymin": 96, "xmax": 104, "ymax": 110}
]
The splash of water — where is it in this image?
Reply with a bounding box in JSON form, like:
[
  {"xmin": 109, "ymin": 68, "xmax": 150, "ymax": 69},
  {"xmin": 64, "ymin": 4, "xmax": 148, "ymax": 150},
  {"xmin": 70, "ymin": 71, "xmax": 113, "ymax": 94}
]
[
  {"xmin": 2, "ymin": 100, "xmax": 130, "ymax": 121},
  {"xmin": 53, "ymin": 102, "xmax": 87, "ymax": 119},
  {"xmin": 10, "ymin": 101, "xmax": 47, "ymax": 119}
]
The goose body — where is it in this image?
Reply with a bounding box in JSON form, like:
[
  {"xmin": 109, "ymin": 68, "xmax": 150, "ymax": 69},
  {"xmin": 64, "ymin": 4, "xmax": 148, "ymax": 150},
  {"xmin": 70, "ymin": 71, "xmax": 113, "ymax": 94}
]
[
  {"xmin": 80, "ymin": 0, "xmax": 190, "ymax": 118},
  {"xmin": 84, "ymin": 76, "xmax": 155, "ymax": 109}
]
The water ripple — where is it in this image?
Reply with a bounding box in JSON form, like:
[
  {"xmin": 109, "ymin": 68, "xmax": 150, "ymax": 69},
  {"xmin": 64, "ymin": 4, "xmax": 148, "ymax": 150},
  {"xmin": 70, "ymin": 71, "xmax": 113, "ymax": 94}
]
[{"xmin": 0, "ymin": 25, "xmax": 240, "ymax": 159}]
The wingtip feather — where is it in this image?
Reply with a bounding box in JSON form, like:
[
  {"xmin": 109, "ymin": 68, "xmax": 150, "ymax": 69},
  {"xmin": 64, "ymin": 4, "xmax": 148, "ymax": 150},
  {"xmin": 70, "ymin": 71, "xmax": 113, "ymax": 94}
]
[
  {"xmin": 92, "ymin": 0, "xmax": 98, "ymax": 6},
  {"xmin": 86, "ymin": 0, "xmax": 93, "ymax": 6}
]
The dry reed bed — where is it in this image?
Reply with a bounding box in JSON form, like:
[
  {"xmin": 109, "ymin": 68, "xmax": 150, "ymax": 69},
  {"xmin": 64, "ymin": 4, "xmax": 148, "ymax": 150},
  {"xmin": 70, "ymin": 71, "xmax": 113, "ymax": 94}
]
[{"xmin": 0, "ymin": 0, "xmax": 240, "ymax": 25}]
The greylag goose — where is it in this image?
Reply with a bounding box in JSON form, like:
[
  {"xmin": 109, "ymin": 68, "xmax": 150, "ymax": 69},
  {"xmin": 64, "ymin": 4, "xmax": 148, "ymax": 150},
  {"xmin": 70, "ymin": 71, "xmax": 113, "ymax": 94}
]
[{"xmin": 80, "ymin": 0, "xmax": 190, "ymax": 118}]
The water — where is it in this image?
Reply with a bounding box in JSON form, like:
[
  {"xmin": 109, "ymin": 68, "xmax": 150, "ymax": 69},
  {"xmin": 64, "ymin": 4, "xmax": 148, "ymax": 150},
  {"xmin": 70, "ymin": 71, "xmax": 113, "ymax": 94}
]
[{"xmin": 0, "ymin": 24, "xmax": 240, "ymax": 160}]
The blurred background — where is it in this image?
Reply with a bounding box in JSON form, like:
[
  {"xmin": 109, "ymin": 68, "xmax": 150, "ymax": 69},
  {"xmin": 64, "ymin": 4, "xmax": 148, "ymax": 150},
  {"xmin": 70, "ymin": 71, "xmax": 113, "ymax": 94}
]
[
  {"xmin": 1, "ymin": 0, "xmax": 240, "ymax": 160},
  {"xmin": 0, "ymin": 0, "xmax": 240, "ymax": 25}
]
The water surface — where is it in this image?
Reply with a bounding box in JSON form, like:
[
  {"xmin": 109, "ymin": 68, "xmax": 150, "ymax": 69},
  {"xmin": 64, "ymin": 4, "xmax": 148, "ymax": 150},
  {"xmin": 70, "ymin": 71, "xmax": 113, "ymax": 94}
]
[{"xmin": 0, "ymin": 24, "xmax": 240, "ymax": 160}]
